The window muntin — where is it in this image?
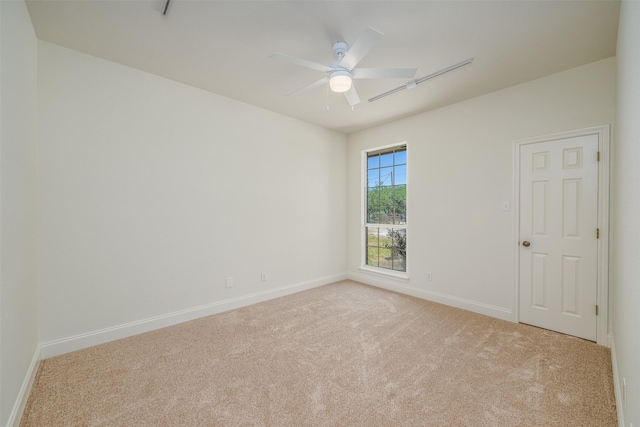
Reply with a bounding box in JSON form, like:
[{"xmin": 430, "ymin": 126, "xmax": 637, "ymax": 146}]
[{"xmin": 365, "ymin": 145, "xmax": 407, "ymax": 273}]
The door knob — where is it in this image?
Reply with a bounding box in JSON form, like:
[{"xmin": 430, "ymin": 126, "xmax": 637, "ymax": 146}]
[{"xmin": 522, "ymin": 241, "xmax": 531, "ymax": 247}]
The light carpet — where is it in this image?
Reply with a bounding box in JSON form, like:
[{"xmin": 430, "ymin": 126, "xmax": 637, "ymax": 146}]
[{"xmin": 21, "ymin": 280, "xmax": 617, "ymax": 426}]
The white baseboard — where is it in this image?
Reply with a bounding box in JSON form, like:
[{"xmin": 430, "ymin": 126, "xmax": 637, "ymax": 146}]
[
  {"xmin": 41, "ymin": 273, "xmax": 347, "ymax": 359},
  {"xmin": 348, "ymin": 272, "xmax": 512, "ymax": 322},
  {"xmin": 610, "ymin": 335, "xmax": 625, "ymax": 427},
  {"xmin": 7, "ymin": 345, "xmax": 41, "ymax": 427}
]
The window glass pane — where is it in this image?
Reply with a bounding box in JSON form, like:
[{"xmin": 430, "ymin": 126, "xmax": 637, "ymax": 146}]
[
  {"xmin": 367, "ymin": 247, "xmax": 379, "ymax": 267},
  {"xmin": 393, "ymin": 165, "xmax": 407, "ymax": 185},
  {"xmin": 394, "ymin": 150, "xmax": 407, "ymax": 165},
  {"xmin": 367, "ymin": 187, "xmax": 379, "ymax": 222},
  {"xmin": 366, "ymin": 227, "xmax": 379, "ymax": 267},
  {"xmin": 393, "ymin": 184, "xmax": 407, "ymax": 224},
  {"xmin": 367, "ymin": 155, "xmax": 379, "ymax": 169},
  {"xmin": 380, "ymin": 228, "xmax": 394, "ymax": 268},
  {"xmin": 367, "ymin": 169, "xmax": 379, "ymax": 187},
  {"xmin": 379, "ymin": 167, "xmax": 393, "ymax": 186},
  {"xmin": 376, "ymin": 207, "xmax": 390, "ymax": 225},
  {"xmin": 389, "ymin": 228, "xmax": 407, "ymax": 271},
  {"xmin": 378, "ymin": 186, "xmax": 392, "ymax": 205},
  {"xmin": 366, "ymin": 226, "xmax": 379, "ymax": 241},
  {"xmin": 375, "ymin": 186, "xmax": 391, "ymax": 224},
  {"xmin": 379, "ymin": 254, "xmax": 393, "ymax": 270},
  {"xmin": 367, "ymin": 204, "xmax": 380, "ymax": 223},
  {"xmin": 380, "ymin": 152, "xmax": 393, "ymax": 167}
]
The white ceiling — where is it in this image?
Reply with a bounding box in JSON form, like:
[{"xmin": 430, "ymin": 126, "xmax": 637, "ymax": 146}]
[{"xmin": 26, "ymin": 0, "xmax": 619, "ymax": 134}]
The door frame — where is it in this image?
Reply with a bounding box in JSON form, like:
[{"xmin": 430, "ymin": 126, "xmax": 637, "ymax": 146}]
[{"xmin": 512, "ymin": 125, "xmax": 611, "ymax": 346}]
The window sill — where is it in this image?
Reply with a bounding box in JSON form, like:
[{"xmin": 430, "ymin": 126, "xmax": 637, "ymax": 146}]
[{"xmin": 358, "ymin": 266, "xmax": 410, "ymax": 283}]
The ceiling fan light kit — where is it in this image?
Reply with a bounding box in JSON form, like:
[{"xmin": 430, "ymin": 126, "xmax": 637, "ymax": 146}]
[{"xmin": 329, "ymin": 70, "xmax": 352, "ymax": 93}]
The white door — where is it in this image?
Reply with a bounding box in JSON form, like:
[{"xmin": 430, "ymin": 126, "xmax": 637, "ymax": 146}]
[{"xmin": 519, "ymin": 134, "xmax": 599, "ymax": 341}]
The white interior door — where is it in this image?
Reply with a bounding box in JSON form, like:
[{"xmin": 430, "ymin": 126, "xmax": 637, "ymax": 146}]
[{"xmin": 519, "ymin": 134, "xmax": 599, "ymax": 341}]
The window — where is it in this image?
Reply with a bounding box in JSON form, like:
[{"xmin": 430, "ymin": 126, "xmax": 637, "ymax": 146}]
[{"xmin": 364, "ymin": 144, "xmax": 407, "ymax": 273}]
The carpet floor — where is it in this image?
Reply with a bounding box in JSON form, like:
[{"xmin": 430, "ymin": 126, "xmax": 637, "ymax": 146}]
[{"xmin": 21, "ymin": 280, "xmax": 617, "ymax": 426}]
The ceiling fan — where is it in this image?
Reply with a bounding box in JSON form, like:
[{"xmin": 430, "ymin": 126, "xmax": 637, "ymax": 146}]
[{"xmin": 270, "ymin": 27, "xmax": 418, "ymax": 107}]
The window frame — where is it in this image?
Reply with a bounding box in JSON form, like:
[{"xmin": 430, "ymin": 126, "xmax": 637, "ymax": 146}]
[{"xmin": 360, "ymin": 142, "xmax": 409, "ymax": 280}]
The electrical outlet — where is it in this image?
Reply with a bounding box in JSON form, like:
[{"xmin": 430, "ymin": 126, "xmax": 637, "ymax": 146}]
[
  {"xmin": 261, "ymin": 272, "xmax": 268, "ymax": 282},
  {"xmin": 427, "ymin": 272, "xmax": 432, "ymax": 281},
  {"xmin": 226, "ymin": 277, "xmax": 233, "ymax": 288}
]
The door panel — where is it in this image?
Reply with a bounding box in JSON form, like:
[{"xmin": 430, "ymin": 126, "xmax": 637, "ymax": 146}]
[
  {"xmin": 530, "ymin": 252, "xmax": 547, "ymax": 309},
  {"xmin": 519, "ymin": 134, "xmax": 598, "ymax": 341}
]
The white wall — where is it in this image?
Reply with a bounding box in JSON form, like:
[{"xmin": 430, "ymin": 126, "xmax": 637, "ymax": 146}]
[
  {"xmin": 613, "ymin": 1, "xmax": 640, "ymax": 425},
  {"xmin": 347, "ymin": 58, "xmax": 615, "ymax": 320},
  {"xmin": 37, "ymin": 42, "xmax": 347, "ymax": 355},
  {"xmin": 0, "ymin": 1, "xmax": 39, "ymax": 425}
]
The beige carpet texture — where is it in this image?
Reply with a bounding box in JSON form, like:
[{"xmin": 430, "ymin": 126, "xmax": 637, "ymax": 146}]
[{"xmin": 21, "ymin": 281, "xmax": 617, "ymax": 426}]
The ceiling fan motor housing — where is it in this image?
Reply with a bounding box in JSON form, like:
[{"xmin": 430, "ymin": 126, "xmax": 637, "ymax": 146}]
[{"xmin": 332, "ymin": 41, "xmax": 348, "ymax": 58}]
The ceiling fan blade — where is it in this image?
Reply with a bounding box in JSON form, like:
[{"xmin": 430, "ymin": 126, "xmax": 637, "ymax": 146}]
[
  {"xmin": 270, "ymin": 53, "xmax": 333, "ymax": 73},
  {"xmin": 339, "ymin": 27, "xmax": 384, "ymax": 70},
  {"xmin": 368, "ymin": 58, "xmax": 474, "ymax": 103},
  {"xmin": 287, "ymin": 77, "xmax": 328, "ymax": 96},
  {"xmin": 344, "ymin": 85, "xmax": 361, "ymax": 106},
  {"xmin": 353, "ymin": 67, "xmax": 418, "ymax": 80}
]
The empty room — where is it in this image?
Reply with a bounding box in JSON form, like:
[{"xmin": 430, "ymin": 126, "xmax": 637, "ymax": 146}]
[{"xmin": 2, "ymin": 0, "xmax": 639, "ymax": 426}]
